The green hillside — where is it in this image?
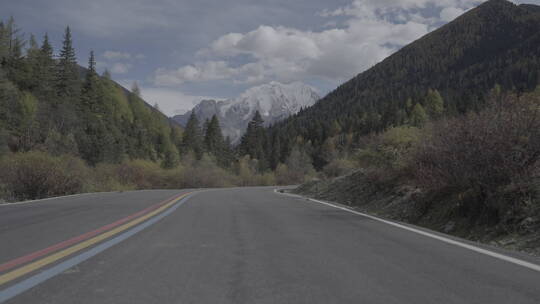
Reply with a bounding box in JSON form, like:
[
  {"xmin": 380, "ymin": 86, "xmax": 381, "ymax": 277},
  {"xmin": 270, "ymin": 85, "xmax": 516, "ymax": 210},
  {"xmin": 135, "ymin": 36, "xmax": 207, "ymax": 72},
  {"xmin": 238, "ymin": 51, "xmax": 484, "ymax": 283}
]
[
  {"xmin": 269, "ymin": 0, "xmax": 540, "ymax": 169},
  {"xmin": 0, "ymin": 20, "xmax": 182, "ymax": 167}
]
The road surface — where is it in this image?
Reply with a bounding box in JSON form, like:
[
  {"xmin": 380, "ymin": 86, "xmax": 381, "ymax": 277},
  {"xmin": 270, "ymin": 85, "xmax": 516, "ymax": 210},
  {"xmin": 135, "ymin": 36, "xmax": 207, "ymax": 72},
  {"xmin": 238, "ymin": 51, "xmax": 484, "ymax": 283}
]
[{"xmin": 0, "ymin": 187, "xmax": 539, "ymax": 303}]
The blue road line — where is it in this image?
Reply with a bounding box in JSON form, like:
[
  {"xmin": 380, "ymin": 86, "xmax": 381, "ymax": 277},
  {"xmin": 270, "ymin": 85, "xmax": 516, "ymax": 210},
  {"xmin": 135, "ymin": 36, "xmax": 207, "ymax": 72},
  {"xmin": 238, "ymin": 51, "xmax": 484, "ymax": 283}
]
[{"xmin": 0, "ymin": 193, "xmax": 194, "ymax": 303}]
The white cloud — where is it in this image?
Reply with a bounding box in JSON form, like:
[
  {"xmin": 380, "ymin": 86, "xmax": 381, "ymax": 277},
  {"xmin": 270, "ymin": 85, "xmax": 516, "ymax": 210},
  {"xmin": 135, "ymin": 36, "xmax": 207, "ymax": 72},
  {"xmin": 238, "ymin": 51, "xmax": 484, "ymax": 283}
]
[
  {"xmin": 100, "ymin": 51, "xmax": 144, "ymax": 75},
  {"xmin": 154, "ymin": 61, "xmax": 235, "ymax": 85},
  {"xmin": 141, "ymin": 87, "xmax": 223, "ymax": 116},
  {"xmin": 321, "ymin": 0, "xmax": 480, "ymax": 17},
  {"xmin": 48, "ymin": 0, "xmax": 181, "ymax": 38},
  {"xmin": 103, "ymin": 51, "xmax": 132, "ymax": 60},
  {"xmin": 110, "ymin": 63, "xmax": 132, "ymax": 74},
  {"xmin": 154, "ymin": 0, "xmax": 486, "ymax": 86},
  {"xmin": 440, "ymin": 7, "xmax": 467, "ymax": 22},
  {"xmin": 102, "ymin": 51, "xmax": 145, "ymax": 61}
]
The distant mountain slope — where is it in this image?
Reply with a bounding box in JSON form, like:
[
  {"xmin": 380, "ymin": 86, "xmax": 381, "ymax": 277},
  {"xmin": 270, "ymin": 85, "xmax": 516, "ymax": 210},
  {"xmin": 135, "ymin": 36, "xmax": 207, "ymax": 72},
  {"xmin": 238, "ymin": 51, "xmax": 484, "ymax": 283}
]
[
  {"xmin": 77, "ymin": 66, "xmax": 179, "ymax": 127},
  {"xmin": 174, "ymin": 82, "xmax": 319, "ymax": 143},
  {"xmin": 1, "ymin": 58, "xmax": 182, "ymax": 165},
  {"xmin": 269, "ymin": 0, "xmax": 540, "ymax": 167}
]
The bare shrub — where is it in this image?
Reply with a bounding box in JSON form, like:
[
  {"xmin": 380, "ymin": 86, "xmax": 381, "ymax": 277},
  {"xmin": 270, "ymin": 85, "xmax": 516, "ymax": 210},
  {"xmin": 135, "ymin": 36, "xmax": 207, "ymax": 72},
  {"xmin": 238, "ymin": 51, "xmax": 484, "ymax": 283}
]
[
  {"xmin": 414, "ymin": 91, "xmax": 540, "ymax": 218},
  {"xmin": 356, "ymin": 126, "xmax": 422, "ymax": 172},
  {"xmin": 0, "ymin": 152, "xmax": 89, "ymax": 201},
  {"xmin": 180, "ymin": 153, "xmax": 237, "ymax": 188},
  {"xmin": 323, "ymin": 158, "xmax": 357, "ymax": 178},
  {"xmin": 114, "ymin": 159, "xmax": 166, "ymax": 189}
]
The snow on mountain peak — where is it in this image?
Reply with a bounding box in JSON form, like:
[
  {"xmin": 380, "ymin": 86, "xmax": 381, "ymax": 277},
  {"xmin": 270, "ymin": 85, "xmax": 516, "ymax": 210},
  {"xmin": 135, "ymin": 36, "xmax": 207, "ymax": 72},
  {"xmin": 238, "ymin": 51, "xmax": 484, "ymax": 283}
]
[
  {"xmin": 173, "ymin": 81, "xmax": 320, "ymax": 143},
  {"xmin": 232, "ymin": 81, "xmax": 319, "ymax": 119}
]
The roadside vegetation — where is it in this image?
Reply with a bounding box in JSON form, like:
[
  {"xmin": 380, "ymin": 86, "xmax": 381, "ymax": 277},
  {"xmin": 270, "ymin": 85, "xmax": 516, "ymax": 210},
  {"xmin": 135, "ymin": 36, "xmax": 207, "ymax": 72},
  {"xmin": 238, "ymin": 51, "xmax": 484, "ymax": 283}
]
[
  {"xmin": 1, "ymin": 2, "xmax": 539, "ymax": 256},
  {"xmin": 296, "ymin": 87, "xmax": 540, "ymax": 254},
  {"xmin": 0, "ymin": 18, "xmax": 313, "ymax": 202}
]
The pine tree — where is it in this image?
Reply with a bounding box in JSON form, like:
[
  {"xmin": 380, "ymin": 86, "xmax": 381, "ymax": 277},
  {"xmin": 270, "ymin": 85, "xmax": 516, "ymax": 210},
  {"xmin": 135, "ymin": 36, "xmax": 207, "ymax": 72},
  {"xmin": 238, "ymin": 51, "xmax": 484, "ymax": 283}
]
[
  {"xmin": 0, "ymin": 128, "xmax": 9, "ymax": 157},
  {"xmin": 28, "ymin": 33, "xmax": 56, "ymax": 139},
  {"xmin": 1, "ymin": 17, "xmax": 28, "ymax": 89},
  {"xmin": 131, "ymin": 81, "xmax": 141, "ymax": 97},
  {"xmin": 0, "ymin": 17, "xmax": 20, "ymax": 60},
  {"xmin": 41, "ymin": 33, "xmax": 53, "ymax": 59},
  {"xmin": 161, "ymin": 138, "xmax": 180, "ymax": 169},
  {"xmin": 222, "ymin": 136, "xmax": 235, "ymax": 168},
  {"xmin": 425, "ymin": 89, "xmax": 444, "ymax": 119},
  {"xmin": 409, "ymin": 103, "xmax": 428, "ymax": 127},
  {"xmin": 81, "ymin": 50, "xmax": 102, "ymax": 113},
  {"xmin": 270, "ymin": 133, "xmax": 281, "ymax": 170},
  {"xmin": 0, "ymin": 21, "xmax": 7, "ymax": 61},
  {"xmin": 56, "ymin": 26, "xmax": 80, "ymax": 100},
  {"xmin": 239, "ymin": 111, "xmax": 268, "ymax": 171},
  {"xmin": 35, "ymin": 33, "xmax": 56, "ymax": 96},
  {"xmin": 25, "ymin": 35, "xmax": 41, "ymax": 91},
  {"xmin": 204, "ymin": 115, "xmax": 223, "ymax": 152},
  {"xmin": 181, "ymin": 112, "xmax": 203, "ymax": 159},
  {"xmin": 204, "ymin": 115, "xmax": 227, "ymax": 165},
  {"xmin": 102, "ymin": 69, "xmax": 111, "ymax": 79},
  {"xmin": 77, "ymin": 50, "xmax": 109, "ymax": 165}
]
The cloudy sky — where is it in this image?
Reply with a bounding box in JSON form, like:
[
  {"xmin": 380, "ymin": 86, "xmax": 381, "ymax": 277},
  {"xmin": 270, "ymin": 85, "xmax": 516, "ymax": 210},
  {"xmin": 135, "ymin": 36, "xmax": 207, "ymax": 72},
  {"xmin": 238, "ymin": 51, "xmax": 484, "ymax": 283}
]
[{"xmin": 3, "ymin": 0, "xmax": 539, "ymax": 116}]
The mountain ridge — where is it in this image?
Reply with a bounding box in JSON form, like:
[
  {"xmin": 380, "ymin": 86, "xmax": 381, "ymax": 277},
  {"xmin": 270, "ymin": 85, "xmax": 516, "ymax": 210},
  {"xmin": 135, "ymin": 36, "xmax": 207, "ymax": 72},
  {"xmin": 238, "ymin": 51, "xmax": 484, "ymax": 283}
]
[
  {"xmin": 268, "ymin": 0, "xmax": 540, "ymax": 168},
  {"xmin": 174, "ymin": 81, "xmax": 319, "ymax": 143}
]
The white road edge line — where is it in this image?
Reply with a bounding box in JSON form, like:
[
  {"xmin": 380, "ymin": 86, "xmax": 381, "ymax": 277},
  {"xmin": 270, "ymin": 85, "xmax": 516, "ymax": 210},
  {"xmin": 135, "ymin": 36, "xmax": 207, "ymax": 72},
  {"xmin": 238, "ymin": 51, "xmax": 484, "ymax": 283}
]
[
  {"xmin": 274, "ymin": 188, "xmax": 540, "ymax": 273},
  {"xmin": 0, "ymin": 192, "xmax": 116, "ymax": 206},
  {"xmin": 0, "ymin": 189, "xmax": 188, "ymax": 206}
]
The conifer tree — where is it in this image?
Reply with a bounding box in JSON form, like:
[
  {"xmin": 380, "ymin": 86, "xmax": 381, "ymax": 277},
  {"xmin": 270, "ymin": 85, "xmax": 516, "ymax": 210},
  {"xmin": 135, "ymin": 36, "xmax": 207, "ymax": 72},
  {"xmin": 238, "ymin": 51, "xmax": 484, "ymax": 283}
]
[
  {"xmin": 239, "ymin": 111, "xmax": 268, "ymax": 171},
  {"xmin": 0, "ymin": 21, "xmax": 7, "ymax": 61},
  {"xmin": 425, "ymin": 89, "xmax": 444, "ymax": 119},
  {"xmin": 204, "ymin": 115, "xmax": 227, "ymax": 165},
  {"xmin": 270, "ymin": 133, "xmax": 281, "ymax": 170},
  {"xmin": 131, "ymin": 81, "xmax": 141, "ymax": 97},
  {"xmin": 41, "ymin": 33, "xmax": 53, "ymax": 58},
  {"xmin": 204, "ymin": 115, "xmax": 224, "ymax": 152},
  {"xmin": 221, "ymin": 136, "xmax": 235, "ymax": 168},
  {"xmin": 77, "ymin": 50, "xmax": 108, "ymax": 165},
  {"xmin": 161, "ymin": 138, "xmax": 180, "ymax": 169},
  {"xmin": 181, "ymin": 112, "xmax": 203, "ymax": 159},
  {"xmin": 56, "ymin": 26, "xmax": 80, "ymax": 100},
  {"xmin": 0, "ymin": 17, "xmax": 20, "ymax": 60},
  {"xmin": 81, "ymin": 50, "xmax": 101, "ymax": 113},
  {"xmin": 35, "ymin": 34, "xmax": 56, "ymax": 95},
  {"xmin": 409, "ymin": 103, "xmax": 428, "ymax": 127},
  {"xmin": 102, "ymin": 69, "xmax": 111, "ymax": 79},
  {"xmin": 0, "ymin": 128, "xmax": 9, "ymax": 157}
]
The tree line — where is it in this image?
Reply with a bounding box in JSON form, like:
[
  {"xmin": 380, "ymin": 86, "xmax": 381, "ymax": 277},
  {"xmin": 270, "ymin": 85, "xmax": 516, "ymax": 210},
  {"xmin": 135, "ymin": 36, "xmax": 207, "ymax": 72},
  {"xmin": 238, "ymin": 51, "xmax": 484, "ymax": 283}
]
[
  {"xmin": 1, "ymin": 17, "xmax": 184, "ymax": 168},
  {"xmin": 0, "ymin": 16, "xmax": 469, "ymax": 192},
  {"xmin": 264, "ymin": 0, "xmax": 540, "ymax": 170},
  {"xmin": 0, "ymin": 17, "xmax": 318, "ymax": 201}
]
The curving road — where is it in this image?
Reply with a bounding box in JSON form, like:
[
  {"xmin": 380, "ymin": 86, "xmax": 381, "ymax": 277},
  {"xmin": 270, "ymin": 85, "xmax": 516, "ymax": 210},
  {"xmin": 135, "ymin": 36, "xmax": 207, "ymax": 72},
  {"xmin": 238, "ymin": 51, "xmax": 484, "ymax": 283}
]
[{"xmin": 0, "ymin": 187, "xmax": 539, "ymax": 303}]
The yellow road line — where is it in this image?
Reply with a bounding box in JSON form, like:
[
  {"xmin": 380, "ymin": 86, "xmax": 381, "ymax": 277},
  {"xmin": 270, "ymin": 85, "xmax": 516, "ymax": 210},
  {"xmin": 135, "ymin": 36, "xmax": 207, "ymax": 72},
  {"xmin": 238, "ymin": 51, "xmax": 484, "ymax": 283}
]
[{"xmin": 0, "ymin": 192, "xmax": 189, "ymax": 286}]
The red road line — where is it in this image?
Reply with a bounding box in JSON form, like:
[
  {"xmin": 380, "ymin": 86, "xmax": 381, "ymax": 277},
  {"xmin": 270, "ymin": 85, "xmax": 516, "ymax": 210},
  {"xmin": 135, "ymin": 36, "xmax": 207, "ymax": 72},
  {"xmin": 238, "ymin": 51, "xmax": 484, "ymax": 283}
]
[{"xmin": 0, "ymin": 192, "xmax": 186, "ymax": 273}]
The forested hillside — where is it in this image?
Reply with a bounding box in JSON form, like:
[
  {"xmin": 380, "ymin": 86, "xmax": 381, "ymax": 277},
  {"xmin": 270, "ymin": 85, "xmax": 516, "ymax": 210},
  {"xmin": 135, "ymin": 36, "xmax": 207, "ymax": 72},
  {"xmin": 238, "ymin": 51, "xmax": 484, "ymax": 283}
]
[
  {"xmin": 287, "ymin": 0, "xmax": 540, "ymax": 252},
  {"xmin": 2, "ymin": 0, "xmax": 540, "ymax": 209},
  {"xmin": 267, "ymin": 0, "xmax": 540, "ymax": 169},
  {"xmin": 0, "ymin": 18, "xmax": 182, "ymax": 167},
  {"xmin": 0, "ymin": 15, "xmax": 316, "ymax": 202}
]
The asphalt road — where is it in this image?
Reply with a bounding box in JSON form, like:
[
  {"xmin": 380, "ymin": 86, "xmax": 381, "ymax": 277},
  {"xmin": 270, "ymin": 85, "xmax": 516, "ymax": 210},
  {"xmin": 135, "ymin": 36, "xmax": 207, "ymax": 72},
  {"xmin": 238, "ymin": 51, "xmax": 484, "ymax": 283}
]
[{"xmin": 1, "ymin": 187, "xmax": 539, "ymax": 303}]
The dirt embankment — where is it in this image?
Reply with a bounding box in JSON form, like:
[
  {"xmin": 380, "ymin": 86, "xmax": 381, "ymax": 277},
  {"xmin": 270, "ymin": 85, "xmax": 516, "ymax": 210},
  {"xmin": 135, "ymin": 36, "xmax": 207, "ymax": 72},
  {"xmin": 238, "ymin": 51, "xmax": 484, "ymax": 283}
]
[{"xmin": 293, "ymin": 170, "xmax": 540, "ymax": 257}]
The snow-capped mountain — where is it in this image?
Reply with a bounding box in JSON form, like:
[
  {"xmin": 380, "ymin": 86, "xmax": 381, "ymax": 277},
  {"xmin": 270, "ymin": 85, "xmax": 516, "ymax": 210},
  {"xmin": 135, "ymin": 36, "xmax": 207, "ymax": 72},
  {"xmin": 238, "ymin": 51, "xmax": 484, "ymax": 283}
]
[{"xmin": 173, "ymin": 82, "xmax": 320, "ymax": 143}]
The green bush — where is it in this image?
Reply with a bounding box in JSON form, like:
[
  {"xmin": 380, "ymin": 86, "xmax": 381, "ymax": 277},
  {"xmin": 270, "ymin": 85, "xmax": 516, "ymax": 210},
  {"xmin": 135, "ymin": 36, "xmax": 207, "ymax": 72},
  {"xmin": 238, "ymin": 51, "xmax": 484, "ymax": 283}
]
[
  {"xmin": 0, "ymin": 152, "xmax": 89, "ymax": 201},
  {"xmin": 114, "ymin": 159, "xmax": 168, "ymax": 189},
  {"xmin": 181, "ymin": 154, "xmax": 236, "ymax": 188},
  {"xmin": 356, "ymin": 126, "xmax": 422, "ymax": 171},
  {"xmin": 323, "ymin": 158, "xmax": 357, "ymax": 178}
]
